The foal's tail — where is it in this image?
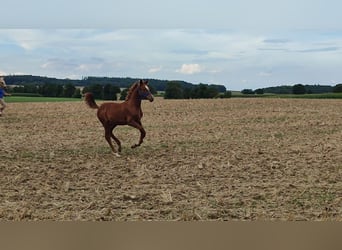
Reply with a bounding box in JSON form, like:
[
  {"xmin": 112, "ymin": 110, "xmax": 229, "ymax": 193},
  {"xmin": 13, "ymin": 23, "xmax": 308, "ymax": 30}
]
[{"xmin": 84, "ymin": 92, "xmax": 99, "ymax": 109}]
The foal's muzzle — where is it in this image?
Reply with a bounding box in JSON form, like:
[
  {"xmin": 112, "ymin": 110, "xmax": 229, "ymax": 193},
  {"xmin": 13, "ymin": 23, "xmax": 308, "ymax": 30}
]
[{"xmin": 147, "ymin": 94, "xmax": 154, "ymax": 102}]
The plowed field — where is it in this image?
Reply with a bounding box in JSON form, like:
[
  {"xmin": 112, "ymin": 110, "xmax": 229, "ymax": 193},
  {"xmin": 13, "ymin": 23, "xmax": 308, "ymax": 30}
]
[{"xmin": 0, "ymin": 98, "xmax": 341, "ymax": 220}]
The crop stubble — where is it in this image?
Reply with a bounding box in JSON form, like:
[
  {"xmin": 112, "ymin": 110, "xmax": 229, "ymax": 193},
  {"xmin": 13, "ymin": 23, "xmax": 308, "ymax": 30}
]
[{"xmin": 0, "ymin": 98, "xmax": 341, "ymax": 220}]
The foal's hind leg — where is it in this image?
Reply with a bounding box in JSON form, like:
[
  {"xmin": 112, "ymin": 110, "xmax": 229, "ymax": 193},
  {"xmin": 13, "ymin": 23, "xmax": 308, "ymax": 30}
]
[
  {"xmin": 128, "ymin": 120, "xmax": 146, "ymax": 149},
  {"xmin": 104, "ymin": 126, "xmax": 121, "ymax": 156},
  {"xmin": 111, "ymin": 127, "xmax": 122, "ymax": 153}
]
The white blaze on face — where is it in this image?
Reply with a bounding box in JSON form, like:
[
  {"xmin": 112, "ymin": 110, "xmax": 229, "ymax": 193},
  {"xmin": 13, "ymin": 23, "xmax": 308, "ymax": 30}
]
[{"xmin": 145, "ymin": 85, "xmax": 150, "ymax": 91}]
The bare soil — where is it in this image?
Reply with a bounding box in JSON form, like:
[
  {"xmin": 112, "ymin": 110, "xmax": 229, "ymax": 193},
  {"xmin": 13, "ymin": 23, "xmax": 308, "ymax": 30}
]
[{"xmin": 0, "ymin": 98, "xmax": 341, "ymax": 220}]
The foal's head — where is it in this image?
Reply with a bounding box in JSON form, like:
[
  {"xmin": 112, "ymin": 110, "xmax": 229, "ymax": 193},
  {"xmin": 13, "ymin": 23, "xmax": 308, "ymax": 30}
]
[{"xmin": 137, "ymin": 80, "xmax": 154, "ymax": 102}]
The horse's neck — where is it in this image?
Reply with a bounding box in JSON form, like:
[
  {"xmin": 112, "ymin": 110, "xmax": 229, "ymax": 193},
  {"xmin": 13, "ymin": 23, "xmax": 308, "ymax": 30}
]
[{"xmin": 126, "ymin": 91, "xmax": 142, "ymax": 109}]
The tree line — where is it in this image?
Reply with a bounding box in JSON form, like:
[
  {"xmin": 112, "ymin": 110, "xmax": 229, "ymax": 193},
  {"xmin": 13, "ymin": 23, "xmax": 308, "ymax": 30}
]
[
  {"xmin": 164, "ymin": 82, "xmax": 231, "ymax": 99},
  {"xmin": 5, "ymin": 75, "xmax": 227, "ymax": 100},
  {"xmin": 10, "ymin": 83, "xmax": 122, "ymax": 100},
  {"xmin": 8, "ymin": 81, "xmax": 227, "ymax": 100},
  {"xmin": 8, "ymin": 82, "xmax": 159, "ymax": 100},
  {"xmin": 10, "ymin": 83, "xmax": 82, "ymax": 98},
  {"xmin": 5, "ymin": 75, "xmax": 341, "ymax": 99},
  {"xmin": 4, "ymin": 75, "xmax": 227, "ymax": 92},
  {"xmin": 241, "ymin": 84, "xmax": 342, "ymax": 95}
]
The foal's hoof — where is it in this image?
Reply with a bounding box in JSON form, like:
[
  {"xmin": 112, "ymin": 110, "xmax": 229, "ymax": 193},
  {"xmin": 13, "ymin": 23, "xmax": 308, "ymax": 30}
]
[
  {"xmin": 131, "ymin": 144, "xmax": 140, "ymax": 149},
  {"xmin": 113, "ymin": 152, "xmax": 121, "ymax": 157}
]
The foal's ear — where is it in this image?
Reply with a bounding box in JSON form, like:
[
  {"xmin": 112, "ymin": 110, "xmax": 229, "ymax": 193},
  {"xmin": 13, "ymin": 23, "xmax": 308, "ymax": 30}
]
[{"xmin": 139, "ymin": 79, "xmax": 148, "ymax": 85}]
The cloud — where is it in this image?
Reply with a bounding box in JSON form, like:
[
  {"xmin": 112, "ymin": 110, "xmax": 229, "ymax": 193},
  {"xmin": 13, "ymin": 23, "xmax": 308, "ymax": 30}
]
[
  {"xmin": 76, "ymin": 63, "xmax": 102, "ymax": 72},
  {"xmin": 177, "ymin": 64, "xmax": 202, "ymax": 74},
  {"xmin": 263, "ymin": 39, "xmax": 290, "ymax": 44},
  {"xmin": 148, "ymin": 66, "xmax": 162, "ymax": 73},
  {"xmin": 2, "ymin": 28, "xmax": 342, "ymax": 90},
  {"xmin": 1, "ymin": 70, "xmax": 26, "ymax": 76},
  {"xmin": 208, "ymin": 68, "xmax": 222, "ymax": 74},
  {"xmin": 259, "ymin": 71, "xmax": 272, "ymax": 77},
  {"xmin": 296, "ymin": 47, "xmax": 340, "ymax": 53},
  {"xmin": 40, "ymin": 58, "xmax": 78, "ymax": 70}
]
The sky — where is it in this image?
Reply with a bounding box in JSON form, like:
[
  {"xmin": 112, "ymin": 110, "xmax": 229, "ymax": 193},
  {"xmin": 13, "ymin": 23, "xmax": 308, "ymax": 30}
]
[{"xmin": 1, "ymin": 0, "xmax": 342, "ymax": 90}]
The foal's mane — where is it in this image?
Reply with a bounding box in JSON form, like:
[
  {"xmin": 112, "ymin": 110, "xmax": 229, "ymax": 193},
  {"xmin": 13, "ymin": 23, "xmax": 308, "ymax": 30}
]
[{"xmin": 125, "ymin": 81, "xmax": 139, "ymax": 101}]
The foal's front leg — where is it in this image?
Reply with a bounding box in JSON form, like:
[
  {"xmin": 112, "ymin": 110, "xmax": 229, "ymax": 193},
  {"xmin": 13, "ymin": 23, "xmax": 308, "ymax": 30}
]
[{"xmin": 128, "ymin": 120, "xmax": 146, "ymax": 148}]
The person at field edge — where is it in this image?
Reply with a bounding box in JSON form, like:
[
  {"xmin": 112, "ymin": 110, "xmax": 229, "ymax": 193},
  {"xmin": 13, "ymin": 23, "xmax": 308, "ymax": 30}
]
[{"xmin": 0, "ymin": 77, "xmax": 11, "ymax": 116}]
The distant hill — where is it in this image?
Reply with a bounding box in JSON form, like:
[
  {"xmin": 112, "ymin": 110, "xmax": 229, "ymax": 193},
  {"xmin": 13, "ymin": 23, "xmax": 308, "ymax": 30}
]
[{"xmin": 4, "ymin": 75, "xmax": 226, "ymax": 92}]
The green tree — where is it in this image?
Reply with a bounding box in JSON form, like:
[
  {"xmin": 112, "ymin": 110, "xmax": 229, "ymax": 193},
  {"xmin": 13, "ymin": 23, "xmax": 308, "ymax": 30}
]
[
  {"xmin": 219, "ymin": 91, "xmax": 232, "ymax": 98},
  {"xmin": 63, "ymin": 83, "xmax": 76, "ymax": 97},
  {"xmin": 191, "ymin": 84, "xmax": 209, "ymax": 98},
  {"xmin": 183, "ymin": 87, "xmax": 192, "ymax": 99},
  {"xmin": 103, "ymin": 84, "xmax": 120, "ymax": 100},
  {"xmin": 190, "ymin": 84, "xmax": 215, "ymax": 98},
  {"xmin": 84, "ymin": 84, "xmax": 103, "ymax": 99},
  {"xmin": 164, "ymin": 81, "xmax": 184, "ymax": 99},
  {"xmin": 38, "ymin": 83, "xmax": 63, "ymax": 97},
  {"xmin": 292, "ymin": 84, "xmax": 306, "ymax": 94},
  {"xmin": 255, "ymin": 88, "xmax": 264, "ymax": 94},
  {"xmin": 72, "ymin": 88, "xmax": 82, "ymax": 98},
  {"xmin": 148, "ymin": 84, "xmax": 157, "ymax": 95},
  {"xmin": 206, "ymin": 85, "xmax": 220, "ymax": 98},
  {"xmin": 333, "ymin": 84, "xmax": 342, "ymax": 93},
  {"xmin": 241, "ymin": 89, "xmax": 255, "ymax": 95},
  {"xmin": 120, "ymin": 88, "xmax": 128, "ymax": 100}
]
